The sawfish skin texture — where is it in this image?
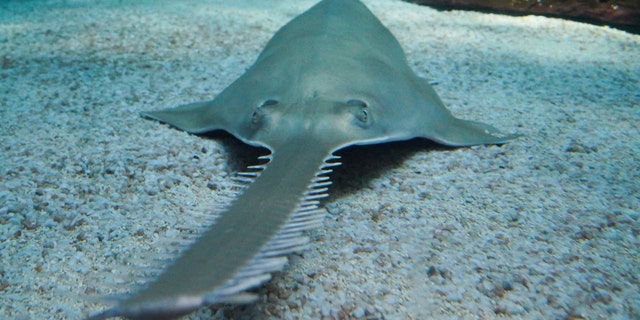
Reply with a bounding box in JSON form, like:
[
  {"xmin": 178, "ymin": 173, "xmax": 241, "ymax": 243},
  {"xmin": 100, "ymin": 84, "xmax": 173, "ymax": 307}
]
[{"xmin": 87, "ymin": 0, "xmax": 519, "ymax": 319}]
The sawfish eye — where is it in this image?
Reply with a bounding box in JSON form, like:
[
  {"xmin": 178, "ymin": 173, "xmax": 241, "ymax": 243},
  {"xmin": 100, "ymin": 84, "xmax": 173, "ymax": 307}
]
[
  {"xmin": 347, "ymin": 99, "xmax": 370, "ymax": 125},
  {"xmin": 252, "ymin": 99, "xmax": 277, "ymax": 125},
  {"xmin": 360, "ymin": 108, "xmax": 368, "ymax": 122},
  {"xmin": 251, "ymin": 109, "xmax": 263, "ymax": 124}
]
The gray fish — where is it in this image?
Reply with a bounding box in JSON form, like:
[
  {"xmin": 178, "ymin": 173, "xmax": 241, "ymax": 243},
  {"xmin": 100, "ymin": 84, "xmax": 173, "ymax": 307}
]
[{"xmin": 88, "ymin": 0, "xmax": 518, "ymax": 319}]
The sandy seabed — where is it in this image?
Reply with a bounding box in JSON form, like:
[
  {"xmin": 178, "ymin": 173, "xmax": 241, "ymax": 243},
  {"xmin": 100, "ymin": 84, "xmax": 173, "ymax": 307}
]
[{"xmin": 1, "ymin": 0, "xmax": 638, "ymax": 319}]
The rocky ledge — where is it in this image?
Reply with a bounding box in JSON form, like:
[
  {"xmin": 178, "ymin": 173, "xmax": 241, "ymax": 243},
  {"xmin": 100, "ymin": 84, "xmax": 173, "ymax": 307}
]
[{"xmin": 405, "ymin": 0, "xmax": 640, "ymax": 34}]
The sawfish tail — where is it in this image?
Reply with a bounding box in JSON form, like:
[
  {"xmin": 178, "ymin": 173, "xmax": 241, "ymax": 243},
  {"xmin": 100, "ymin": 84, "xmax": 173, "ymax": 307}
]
[{"xmin": 87, "ymin": 144, "xmax": 340, "ymax": 319}]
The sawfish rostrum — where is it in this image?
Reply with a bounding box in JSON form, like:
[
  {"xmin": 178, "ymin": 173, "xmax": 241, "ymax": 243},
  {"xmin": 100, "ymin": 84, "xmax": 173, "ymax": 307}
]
[{"xmin": 88, "ymin": 0, "xmax": 519, "ymax": 318}]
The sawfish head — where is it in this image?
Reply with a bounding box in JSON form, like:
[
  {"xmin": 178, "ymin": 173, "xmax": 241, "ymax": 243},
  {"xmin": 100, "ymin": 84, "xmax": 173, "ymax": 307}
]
[
  {"xmin": 142, "ymin": 0, "xmax": 518, "ymax": 154},
  {"xmin": 142, "ymin": 49, "xmax": 519, "ymax": 155},
  {"xmin": 144, "ymin": 96, "xmax": 385, "ymax": 153},
  {"xmin": 144, "ymin": 83, "xmax": 518, "ymax": 155}
]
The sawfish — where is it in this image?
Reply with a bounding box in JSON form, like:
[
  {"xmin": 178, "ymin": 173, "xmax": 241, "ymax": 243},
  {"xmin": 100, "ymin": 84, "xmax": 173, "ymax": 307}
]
[{"xmin": 88, "ymin": 0, "xmax": 518, "ymax": 318}]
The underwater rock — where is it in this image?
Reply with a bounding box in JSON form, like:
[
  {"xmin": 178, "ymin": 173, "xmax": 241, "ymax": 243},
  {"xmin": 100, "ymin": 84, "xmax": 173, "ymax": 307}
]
[{"xmin": 405, "ymin": 0, "xmax": 640, "ymax": 34}]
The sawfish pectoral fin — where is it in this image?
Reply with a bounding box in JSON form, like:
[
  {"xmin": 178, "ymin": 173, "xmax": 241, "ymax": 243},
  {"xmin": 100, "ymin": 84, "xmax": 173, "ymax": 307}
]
[
  {"xmin": 427, "ymin": 117, "xmax": 522, "ymax": 147},
  {"xmin": 141, "ymin": 100, "xmax": 226, "ymax": 134}
]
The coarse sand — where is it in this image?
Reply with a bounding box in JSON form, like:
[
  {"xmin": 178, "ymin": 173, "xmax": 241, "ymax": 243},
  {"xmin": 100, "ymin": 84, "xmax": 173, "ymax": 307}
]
[{"xmin": 0, "ymin": 0, "xmax": 638, "ymax": 319}]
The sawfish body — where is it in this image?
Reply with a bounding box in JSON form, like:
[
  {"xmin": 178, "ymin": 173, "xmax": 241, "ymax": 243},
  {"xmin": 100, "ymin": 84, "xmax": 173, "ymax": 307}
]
[{"xmin": 88, "ymin": 0, "xmax": 518, "ymax": 319}]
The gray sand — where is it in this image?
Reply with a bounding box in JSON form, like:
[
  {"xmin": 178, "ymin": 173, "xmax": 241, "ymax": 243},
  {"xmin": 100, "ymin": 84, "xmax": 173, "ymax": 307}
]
[{"xmin": 1, "ymin": 0, "xmax": 638, "ymax": 319}]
